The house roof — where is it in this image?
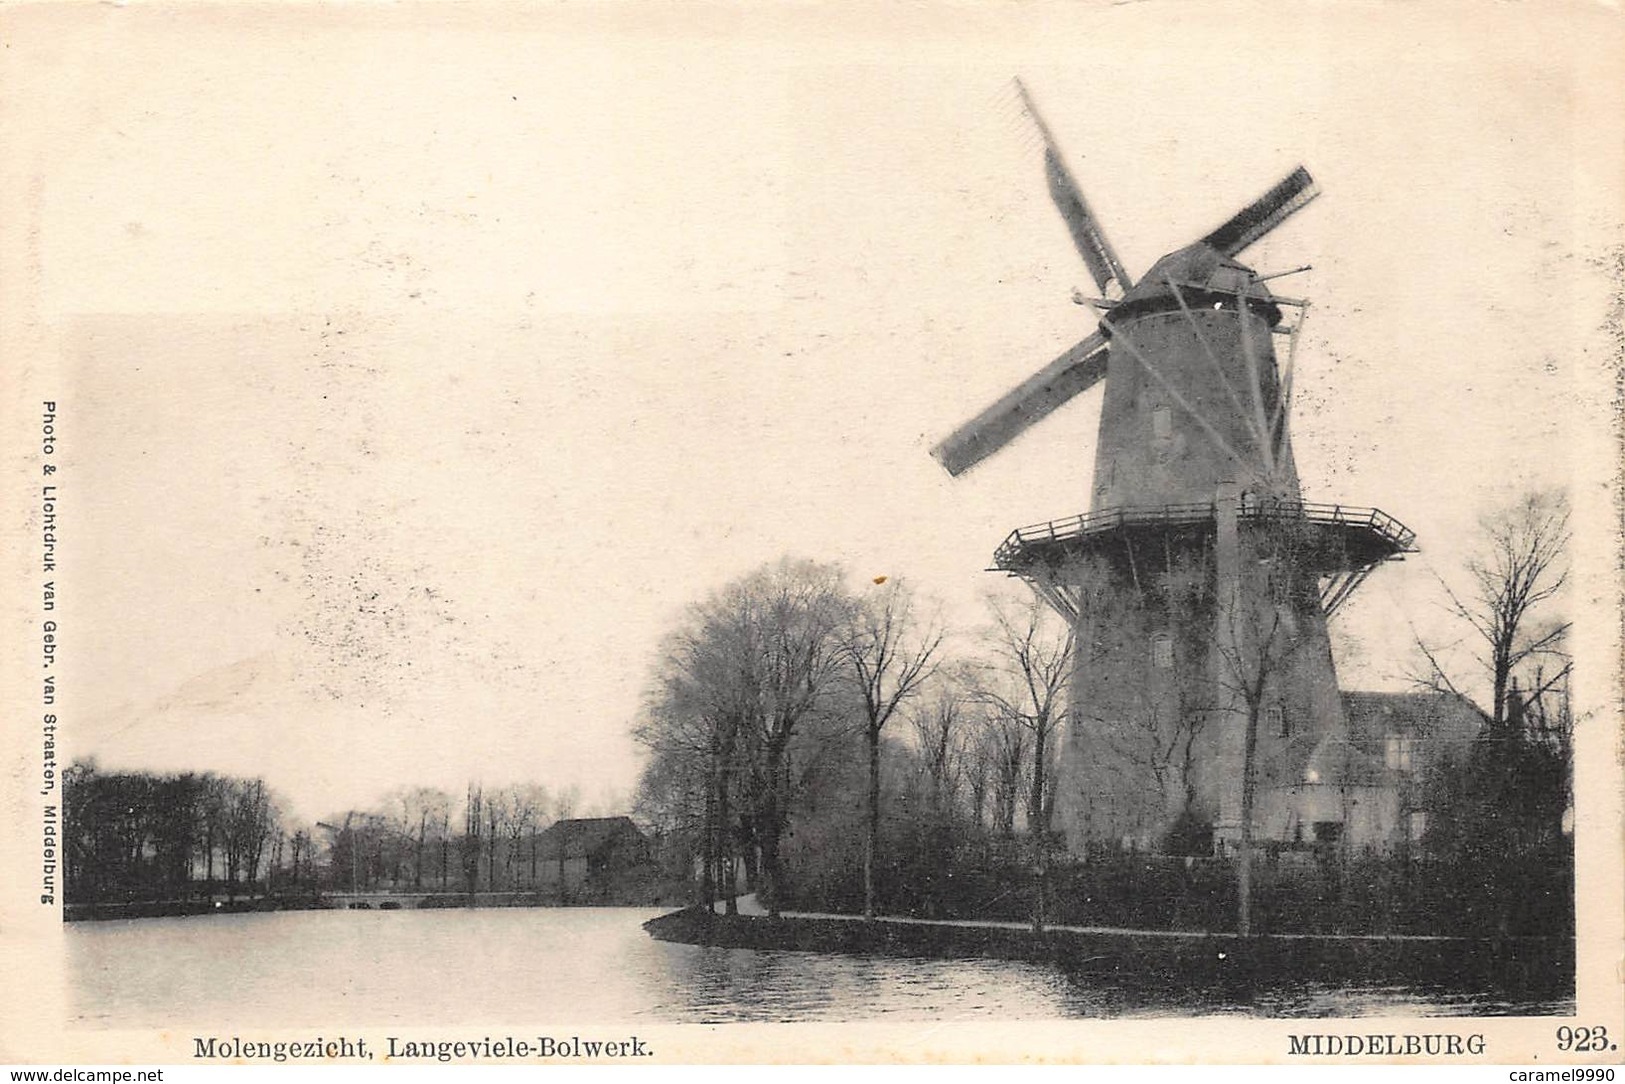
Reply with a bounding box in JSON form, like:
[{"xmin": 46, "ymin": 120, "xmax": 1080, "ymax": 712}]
[
  {"xmin": 1342, "ymin": 690, "xmax": 1486, "ymax": 745},
  {"xmin": 533, "ymin": 816, "xmax": 647, "ymax": 860}
]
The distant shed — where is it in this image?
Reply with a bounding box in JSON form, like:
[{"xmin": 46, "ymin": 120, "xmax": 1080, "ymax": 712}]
[{"xmin": 534, "ymin": 816, "xmax": 652, "ymax": 892}]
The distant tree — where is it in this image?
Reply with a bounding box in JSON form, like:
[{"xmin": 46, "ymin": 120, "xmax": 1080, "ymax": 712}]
[
  {"xmin": 506, "ymin": 783, "xmax": 549, "ymax": 889},
  {"xmin": 960, "ymin": 716, "xmax": 996, "ymax": 832},
  {"xmin": 1416, "ymin": 488, "xmax": 1571, "ymax": 731},
  {"xmin": 199, "ymin": 774, "xmax": 228, "ymax": 895},
  {"xmin": 391, "ymin": 786, "xmax": 452, "ymax": 889},
  {"xmin": 462, "ymin": 783, "xmax": 483, "ymax": 895},
  {"xmin": 483, "ymin": 788, "xmax": 510, "ymax": 891},
  {"xmin": 429, "ymin": 797, "xmax": 452, "ymax": 890},
  {"xmin": 215, "ymin": 777, "xmax": 276, "ymax": 896},
  {"xmin": 151, "ymin": 772, "xmax": 201, "ymax": 897},
  {"xmin": 972, "ymin": 588, "xmax": 1074, "ymax": 930},
  {"xmin": 909, "ymin": 681, "xmax": 970, "ymax": 822},
  {"xmin": 1415, "ymin": 489, "xmax": 1573, "ymax": 870},
  {"xmin": 979, "ymin": 708, "xmax": 1027, "ymax": 838},
  {"xmin": 288, "ymin": 827, "xmax": 314, "ymax": 889},
  {"xmin": 633, "ymin": 691, "xmax": 715, "ymax": 905},
  {"xmin": 240, "ymin": 780, "xmax": 276, "ymax": 891},
  {"xmin": 841, "ymin": 578, "xmax": 944, "ymax": 920}
]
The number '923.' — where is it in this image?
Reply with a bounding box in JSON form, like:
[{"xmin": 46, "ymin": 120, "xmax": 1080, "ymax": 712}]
[{"xmin": 1555, "ymin": 1026, "xmax": 1614, "ymax": 1053}]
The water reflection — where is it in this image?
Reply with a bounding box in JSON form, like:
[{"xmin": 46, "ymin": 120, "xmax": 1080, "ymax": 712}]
[{"xmin": 65, "ymin": 908, "xmax": 1570, "ymax": 1028}]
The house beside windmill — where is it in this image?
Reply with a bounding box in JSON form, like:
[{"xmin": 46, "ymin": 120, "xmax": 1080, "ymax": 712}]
[{"xmin": 1329, "ymin": 690, "xmax": 1486, "ymax": 848}]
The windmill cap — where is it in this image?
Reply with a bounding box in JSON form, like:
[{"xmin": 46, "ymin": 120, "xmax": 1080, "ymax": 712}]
[{"xmin": 1101, "ymin": 242, "xmax": 1283, "ymax": 333}]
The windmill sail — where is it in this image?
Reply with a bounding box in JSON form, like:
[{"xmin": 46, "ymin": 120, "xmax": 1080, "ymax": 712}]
[
  {"xmin": 1043, "ymin": 148, "xmax": 1131, "ymax": 297},
  {"xmin": 1200, "ymin": 166, "xmax": 1319, "ymax": 258},
  {"xmin": 1014, "ymin": 79, "xmax": 1131, "ymax": 296},
  {"xmin": 931, "ymin": 331, "xmax": 1109, "ymax": 476}
]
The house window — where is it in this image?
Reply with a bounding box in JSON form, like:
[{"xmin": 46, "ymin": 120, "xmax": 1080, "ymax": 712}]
[
  {"xmin": 1151, "ymin": 633, "xmax": 1174, "ymax": 670},
  {"xmin": 1384, "ymin": 734, "xmax": 1414, "ymax": 772},
  {"xmin": 1268, "ymin": 704, "xmax": 1287, "ymax": 738},
  {"xmin": 1408, "ymin": 811, "xmax": 1428, "ymax": 842},
  {"xmin": 1312, "ymin": 821, "xmax": 1342, "ymax": 844},
  {"xmin": 1152, "ymin": 404, "xmax": 1172, "ymax": 440}
]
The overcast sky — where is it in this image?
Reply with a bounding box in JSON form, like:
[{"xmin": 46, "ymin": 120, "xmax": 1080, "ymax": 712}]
[{"xmin": 10, "ymin": 2, "xmax": 1619, "ymax": 823}]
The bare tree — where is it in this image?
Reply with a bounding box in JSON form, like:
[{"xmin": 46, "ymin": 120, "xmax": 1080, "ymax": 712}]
[
  {"xmin": 222, "ymin": 778, "xmax": 274, "ymax": 898},
  {"xmin": 1416, "ymin": 489, "xmax": 1571, "ymax": 730},
  {"xmin": 1414, "ymin": 489, "xmax": 1574, "ymax": 861},
  {"xmin": 241, "ymin": 780, "xmax": 276, "ymax": 892},
  {"xmin": 745, "ymin": 561, "xmax": 849, "ymax": 915},
  {"xmin": 287, "ymin": 827, "xmax": 312, "ymax": 889},
  {"xmin": 507, "ymin": 783, "xmax": 550, "ymax": 889},
  {"xmin": 633, "ymin": 661, "xmax": 724, "ymax": 908},
  {"xmin": 633, "ymin": 558, "xmax": 850, "ymax": 917},
  {"xmin": 462, "ymin": 783, "xmax": 483, "ymax": 896},
  {"xmin": 980, "ymin": 709, "xmax": 1027, "ymax": 838},
  {"xmin": 388, "ymin": 786, "xmax": 440, "ymax": 889},
  {"xmin": 199, "ymin": 774, "xmax": 228, "ymax": 896},
  {"xmin": 431, "ymin": 796, "xmax": 453, "ymax": 889},
  {"xmin": 483, "ymin": 788, "xmax": 510, "ymax": 891},
  {"xmin": 408, "ymin": 787, "xmax": 453, "ymax": 890},
  {"xmin": 960, "ymin": 713, "xmax": 998, "ymax": 832},
  {"xmin": 1215, "ymin": 604, "xmax": 1293, "ymax": 937},
  {"xmin": 910, "ymin": 682, "xmax": 970, "ymax": 820},
  {"xmin": 504, "ymin": 785, "xmax": 541, "ymax": 889},
  {"xmin": 972, "ymin": 588, "xmax": 1074, "ymax": 930},
  {"xmin": 842, "ymin": 578, "xmax": 945, "ymax": 920},
  {"xmin": 636, "ymin": 587, "xmax": 777, "ymax": 915}
]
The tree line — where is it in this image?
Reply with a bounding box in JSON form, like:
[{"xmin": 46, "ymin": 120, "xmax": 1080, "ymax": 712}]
[
  {"xmin": 61, "ymin": 765, "xmax": 630, "ymax": 905},
  {"xmin": 62, "ymin": 766, "xmax": 288, "ymax": 903},
  {"xmin": 632, "ymin": 555, "xmax": 1079, "ymax": 921}
]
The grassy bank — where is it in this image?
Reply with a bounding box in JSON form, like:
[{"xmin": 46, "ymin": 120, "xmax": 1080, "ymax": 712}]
[{"xmin": 642, "ymin": 907, "xmax": 1573, "ymax": 999}]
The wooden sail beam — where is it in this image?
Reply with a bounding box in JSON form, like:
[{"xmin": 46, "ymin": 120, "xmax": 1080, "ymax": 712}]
[
  {"xmin": 1234, "ymin": 295, "xmax": 1280, "ymax": 480},
  {"xmin": 1271, "ymin": 299, "xmax": 1309, "ymax": 459}
]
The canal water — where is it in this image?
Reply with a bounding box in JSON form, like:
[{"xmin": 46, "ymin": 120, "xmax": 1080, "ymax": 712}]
[{"xmin": 65, "ymin": 907, "xmax": 1565, "ymax": 1027}]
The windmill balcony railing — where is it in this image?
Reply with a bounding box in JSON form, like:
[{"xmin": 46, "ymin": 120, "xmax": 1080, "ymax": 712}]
[{"xmin": 994, "ymin": 497, "xmax": 1416, "ymax": 569}]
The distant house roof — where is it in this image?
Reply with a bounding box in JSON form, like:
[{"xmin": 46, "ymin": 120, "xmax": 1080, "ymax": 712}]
[{"xmin": 534, "ymin": 816, "xmax": 648, "ymax": 861}]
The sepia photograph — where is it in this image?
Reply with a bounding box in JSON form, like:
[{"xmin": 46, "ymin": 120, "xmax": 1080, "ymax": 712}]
[{"xmin": 1, "ymin": 0, "xmax": 1621, "ymax": 1068}]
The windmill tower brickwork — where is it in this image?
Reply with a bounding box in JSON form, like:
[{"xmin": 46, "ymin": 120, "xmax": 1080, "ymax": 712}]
[{"xmin": 933, "ymin": 82, "xmax": 1414, "ymax": 855}]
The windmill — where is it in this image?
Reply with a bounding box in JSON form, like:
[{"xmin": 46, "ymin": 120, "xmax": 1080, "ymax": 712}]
[{"xmin": 934, "ymin": 80, "xmax": 1415, "ymax": 853}]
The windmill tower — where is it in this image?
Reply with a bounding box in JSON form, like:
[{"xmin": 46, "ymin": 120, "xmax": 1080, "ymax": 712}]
[{"xmin": 934, "ymin": 81, "xmax": 1415, "ymax": 854}]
